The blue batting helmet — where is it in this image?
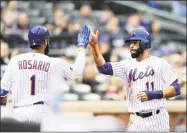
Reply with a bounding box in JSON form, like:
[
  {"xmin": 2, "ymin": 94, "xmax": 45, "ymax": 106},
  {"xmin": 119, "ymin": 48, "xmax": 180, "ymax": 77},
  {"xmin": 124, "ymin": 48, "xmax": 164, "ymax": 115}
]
[
  {"xmin": 28, "ymin": 26, "xmax": 50, "ymax": 47},
  {"xmin": 125, "ymin": 28, "xmax": 151, "ymax": 50}
]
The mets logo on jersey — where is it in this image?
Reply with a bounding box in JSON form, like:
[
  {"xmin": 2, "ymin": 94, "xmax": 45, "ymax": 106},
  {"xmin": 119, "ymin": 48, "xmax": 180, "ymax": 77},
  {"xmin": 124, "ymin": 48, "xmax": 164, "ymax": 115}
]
[{"xmin": 128, "ymin": 65, "xmax": 155, "ymax": 82}]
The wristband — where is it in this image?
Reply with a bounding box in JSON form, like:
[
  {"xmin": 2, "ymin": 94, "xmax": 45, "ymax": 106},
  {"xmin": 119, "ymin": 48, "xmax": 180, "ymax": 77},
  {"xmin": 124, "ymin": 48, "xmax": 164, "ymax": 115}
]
[
  {"xmin": 170, "ymin": 79, "xmax": 181, "ymax": 95},
  {"xmin": 144, "ymin": 90, "xmax": 163, "ymax": 100},
  {"xmin": 1, "ymin": 89, "xmax": 9, "ymax": 97}
]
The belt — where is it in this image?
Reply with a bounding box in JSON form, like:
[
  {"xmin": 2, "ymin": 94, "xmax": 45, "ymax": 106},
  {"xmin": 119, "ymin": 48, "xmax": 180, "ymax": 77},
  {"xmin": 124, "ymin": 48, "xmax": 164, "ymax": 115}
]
[
  {"xmin": 13, "ymin": 101, "xmax": 45, "ymax": 108},
  {"xmin": 33, "ymin": 101, "xmax": 44, "ymax": 105},
  {"xmin": 132, "ymin": 109, "xmax": 160, "ymax": 118}
]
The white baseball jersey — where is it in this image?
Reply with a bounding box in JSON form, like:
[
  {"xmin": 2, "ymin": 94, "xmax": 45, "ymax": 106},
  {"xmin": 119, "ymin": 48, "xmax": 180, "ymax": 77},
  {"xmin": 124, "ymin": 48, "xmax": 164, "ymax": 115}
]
[
  {"xmin": 1, "ymin": 52, "xmax": 74, "ymax": 108},
  {"xmin": 111, "ymin": 56, "xmax": 178, "ymax": 112}
]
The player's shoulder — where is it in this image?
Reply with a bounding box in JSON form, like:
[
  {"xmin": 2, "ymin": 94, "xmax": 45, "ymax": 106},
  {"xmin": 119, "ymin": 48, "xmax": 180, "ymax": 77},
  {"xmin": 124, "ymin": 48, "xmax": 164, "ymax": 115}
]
[
  {"xmin": 150, "ymin": 56, "xmax": 168, "ymax": 63},
  {"xmin": 8, "ymin": 53, "xmax": 27, "ymax": 62},
  {"xmin": 115, "ymin": 58, "xmax": 136, "ymax": 68},
  {"xmin": 149, "ymin": 56, "xmax": 161, "ymax": 61},
  {"xmin": 121, "ymin": 57, "xmax": 133, "ymax": 62},
  {"xmin": 121, "ymin": 57, "xmax": 136, "ymax": 64},
  {"xmin": 50, "ymin": 57, "xmax": 68, "ymax": 65},
  {"xmin": 150, "ymin": 56, "xmax": 171, "ymax": 68},
  {"xmin": 11, "ymin": 53, "xmax": 26, "ymax": 59}
]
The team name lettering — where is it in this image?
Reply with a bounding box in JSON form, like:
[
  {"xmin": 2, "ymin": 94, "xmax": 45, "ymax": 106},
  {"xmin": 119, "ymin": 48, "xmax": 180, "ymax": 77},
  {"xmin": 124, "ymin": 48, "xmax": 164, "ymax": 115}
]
[
  {"xmin": 18, "ymin": 60, "xmax": 50, "ymax": 72},
  {"xmin": 129, "ymin": 66, "xmax": 154, "ymax": 82}
]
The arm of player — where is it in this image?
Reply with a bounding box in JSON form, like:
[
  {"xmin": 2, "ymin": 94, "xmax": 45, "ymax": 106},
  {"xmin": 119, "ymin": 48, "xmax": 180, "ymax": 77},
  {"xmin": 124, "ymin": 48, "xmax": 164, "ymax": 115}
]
[
  {"xmin": 137, "ymin": 79, "xmax": 181, "ymax": 102},
  {"xmin": 0, "ymin": 97, "xmax": 7, "ymax": 105},
  {"xmin": 0, "ymin": 89, "xmax": 8, "ymax": 105},
  {"xmin": 162, "ymin": 79, "xmax": 181, "ymax": 98},
  {"xmin": 89, "ymin": 29, "xmax": 126, "ymax": 77},
  {"xmin": 137, "ymin": 60, "xmax": 181, "ymax": 102},
  {"xmin": 89, "ymin": 30, "xmax": 106, "ymax": 67},
  {"xmin": 89, "ymin": 29, "xmax": 114, "ymax": 75},
  {"xmin": 70, "ymin": 25, "xmax": 90, "ymax": 76},
  {"xmin": 0, "ymin": 59, "xmax": 13, "ymax": 105},
  {"xmin": 70, "ymin": 46, "xmax": 86, "ymax": 76},
  {"xmin": 1, "ymin": 89, "xmax": 9, "ymax": 97},
  {"xmin": 161, "ymin": 60, "xmax": 181, "ymax": 98},
  {"xmin": 1, "ymin": 59, "xmax": 13, "ymax": 94}
]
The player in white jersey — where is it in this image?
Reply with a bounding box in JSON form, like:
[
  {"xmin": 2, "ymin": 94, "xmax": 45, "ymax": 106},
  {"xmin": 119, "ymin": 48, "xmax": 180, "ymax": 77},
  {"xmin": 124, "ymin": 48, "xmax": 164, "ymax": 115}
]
[
  {"xmin": 0, "ymin": 25, "xmax": 90, "ymax": 124},
  {"xmin": 88, "ymin": 28, "xmax": 181, "ymax": 132}
]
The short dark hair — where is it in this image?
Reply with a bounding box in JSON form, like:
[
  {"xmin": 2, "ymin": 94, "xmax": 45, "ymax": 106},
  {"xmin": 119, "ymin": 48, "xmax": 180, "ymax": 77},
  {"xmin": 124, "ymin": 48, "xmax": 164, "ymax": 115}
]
[
  {"xmin": 30, "ymin": 45, "xmax": 42, "ymax": 49},
  {"xmin": 30, "ymin": 40, "xmax": 46, "ymax": 49}
]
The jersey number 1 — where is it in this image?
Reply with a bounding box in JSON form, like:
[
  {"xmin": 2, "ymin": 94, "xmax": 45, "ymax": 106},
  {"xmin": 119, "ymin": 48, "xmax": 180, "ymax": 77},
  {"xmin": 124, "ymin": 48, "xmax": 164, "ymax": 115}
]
[
  {"xmin": 30, "ymin": 75, "xmax": 36, "ymax": 95},
  {"xmin": 146, "ymin": 82, "xmax": 154, "ymax": 91}
]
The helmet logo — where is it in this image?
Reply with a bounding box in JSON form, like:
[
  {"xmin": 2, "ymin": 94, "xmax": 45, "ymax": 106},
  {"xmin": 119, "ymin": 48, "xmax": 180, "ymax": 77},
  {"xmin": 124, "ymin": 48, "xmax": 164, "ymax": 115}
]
[
  {"xmin": 130, "ymin": 31, "xmax": 133, "ymax": 36},
  {"xmin": 33, "ymin": 40, "xmax": 36, "ymax": 45},
  {"xmin": 129, "ymin": 31, "xmax": 134, "ymax": 38}
]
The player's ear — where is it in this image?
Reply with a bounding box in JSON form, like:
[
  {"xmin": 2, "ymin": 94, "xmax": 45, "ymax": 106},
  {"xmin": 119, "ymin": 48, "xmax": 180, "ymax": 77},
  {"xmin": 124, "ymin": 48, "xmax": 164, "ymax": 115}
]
[
  {"xmin": 138, "ymin": 40, "xmax": 141, "ymax": 46},
  {"xmin": 44, "ymin": 39, "xmax": 49, "ymax": 46},
  {"xmin": 96, "ymin": 30, "xmax": 99, "ymax": 37},
  {"xmin": 44, "ymin": 40, "xmax": 47, "ymax": 46},
  {"xmin": 41, "ymin": 42, "xmax": 46, "ymax": 49}
]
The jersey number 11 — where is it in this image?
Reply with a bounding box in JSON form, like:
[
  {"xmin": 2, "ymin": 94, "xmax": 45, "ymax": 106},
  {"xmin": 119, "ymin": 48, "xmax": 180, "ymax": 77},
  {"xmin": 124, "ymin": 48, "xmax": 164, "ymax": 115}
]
[
  {"xmin": 146, "ymin": 82, "xmax": 154, "ymax": 91},
  {"xmin": 30, "ymin": 75, "xmax": 36, "ymax": 95}
]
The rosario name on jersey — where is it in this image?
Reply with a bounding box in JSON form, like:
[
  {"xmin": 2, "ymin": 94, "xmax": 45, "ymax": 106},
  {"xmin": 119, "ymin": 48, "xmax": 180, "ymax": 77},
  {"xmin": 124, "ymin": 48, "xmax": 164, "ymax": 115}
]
[
  {"xmin": 111, "ymin": 56, "xmax": 178, "ymax": 112},
  {"xmin": 1, "ymin": 53, "xmax": 74, "ymax": 107}
]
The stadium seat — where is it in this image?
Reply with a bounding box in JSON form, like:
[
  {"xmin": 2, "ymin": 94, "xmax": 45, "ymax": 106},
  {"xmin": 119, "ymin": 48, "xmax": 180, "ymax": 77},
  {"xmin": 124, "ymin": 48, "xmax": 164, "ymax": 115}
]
[
  {"xmin": 17, "ymin": 1, "xmax": 30, "ymax": 11},
  {"xmin": 59, "ymin": 84, "xmax": 70, "ymax": 93},
  {"xmin": 30, "ymin": 1, "xmax": 48, "ymax": 10},
  {"xmin": 71, "ymin": 84, "xmax": 91, "ymax": 95},
  {"xmin": 81, "ymin": 93, "xmax": 101, "ymax": 101},
  {"xmin": 40, "ymin": 9, "xmax": 53, "ymax": 19},
  {"xmin": 63, "ymin": 93, "xmax": 79, "ymax": 101},
  {"xmin": 26, "ymin": 9, "xmax": 40, "ymax": 17},
  {"xmin": 44, "ymin": 2, "xmax": 53, "ymax": 10},
  {"xmin": 29, "ymin": 17, "xmax": 46, "ymax": 26},
  {"xmin": 38, "ymin": 2, "xmax": 53, "ymax": 16},
  {"xmin": 103, "ymin": 94, "xmax": 120, "ymax": 100},
  {"xmin": 94, "ymin": 84, "xmax": 106, "ymax": 96},
  {"xmin": 55, "ymin": 2, "xmax": 75, "ymax": 11}
]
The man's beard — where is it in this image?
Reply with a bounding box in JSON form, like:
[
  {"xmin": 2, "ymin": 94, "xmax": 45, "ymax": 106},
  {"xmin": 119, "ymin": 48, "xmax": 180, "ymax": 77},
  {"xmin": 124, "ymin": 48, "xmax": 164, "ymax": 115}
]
[
  {"xmin": 44, "ymin": 44, "xmax": 49, "ymax": 55},
  {"xmin": 130, "ymin": 48, "xmax": 144, "ymax": 58}
]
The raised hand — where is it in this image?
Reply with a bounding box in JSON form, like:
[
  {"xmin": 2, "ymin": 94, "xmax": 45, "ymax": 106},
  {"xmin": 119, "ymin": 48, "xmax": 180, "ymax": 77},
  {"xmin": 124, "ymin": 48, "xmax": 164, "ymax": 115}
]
[
  {"xmin": 88, "ymin": 27, "xmax": 99, "ymax": 47},
  {"xmin": 77, "ymin": 25, "xmax": 90, "ymax": 48}
]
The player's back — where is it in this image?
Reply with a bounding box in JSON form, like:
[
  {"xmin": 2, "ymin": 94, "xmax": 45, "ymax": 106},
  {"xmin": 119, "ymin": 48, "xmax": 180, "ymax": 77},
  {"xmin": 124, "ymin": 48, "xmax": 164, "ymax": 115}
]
[{"xmin": 6, "ymin": 52, "xmax": 62, "ymax": 107}]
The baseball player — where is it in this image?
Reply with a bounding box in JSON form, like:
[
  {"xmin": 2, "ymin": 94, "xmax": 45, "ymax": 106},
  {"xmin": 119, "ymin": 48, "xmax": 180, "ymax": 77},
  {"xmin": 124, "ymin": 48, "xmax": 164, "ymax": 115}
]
[
  {"xmin": 0, "ymin": 25, "xmax": 90, "ymax": 124},
  {"xmin": 88, "ymin": 28, "xmax": 181, "ymax": 131}
]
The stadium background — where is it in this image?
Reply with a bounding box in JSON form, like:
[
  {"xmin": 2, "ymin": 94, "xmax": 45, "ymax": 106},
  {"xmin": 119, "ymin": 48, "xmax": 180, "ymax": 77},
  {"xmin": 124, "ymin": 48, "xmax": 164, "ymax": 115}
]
[{"xmin": 0, "ymin": 0, "xmax": 186, "ymax": 132}]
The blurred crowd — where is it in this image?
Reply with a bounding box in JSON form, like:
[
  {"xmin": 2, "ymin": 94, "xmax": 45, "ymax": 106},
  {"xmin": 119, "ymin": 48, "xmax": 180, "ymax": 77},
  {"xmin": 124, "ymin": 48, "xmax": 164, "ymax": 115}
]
[
  {"xmin": 147, "ymin": 0, "xmax": 186, "ymax": 17},
  {"xmin": 0, "ymin": 1, "xmax": 186, "ymax": 101}
]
